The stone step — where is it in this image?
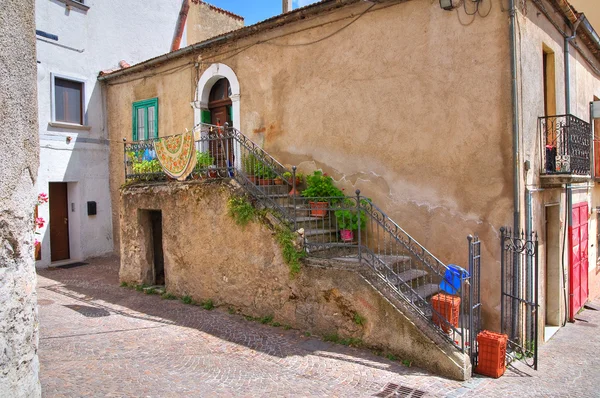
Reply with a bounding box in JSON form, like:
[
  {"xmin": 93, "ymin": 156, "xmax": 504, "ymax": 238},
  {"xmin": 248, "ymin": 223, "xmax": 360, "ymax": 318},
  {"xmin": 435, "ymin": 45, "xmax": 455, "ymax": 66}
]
[
  {"xmin": 303, "ymin": 228, "xmax": 339, "ymax": 237},
  {"xmin": 377, "ymin": 254, "xmax": 412, "ymax": 267},
  {"xmin": 415, "ymin": 283, "xmax": 441, "ymax": 300},
  {"xmin": 396, "ymin": 269, "xmax": 428, "ymax": 284}
]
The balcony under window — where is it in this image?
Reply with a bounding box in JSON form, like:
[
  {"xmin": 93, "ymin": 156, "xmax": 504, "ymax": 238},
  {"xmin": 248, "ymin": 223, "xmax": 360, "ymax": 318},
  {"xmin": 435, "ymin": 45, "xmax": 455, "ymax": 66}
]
[{"xmin": 539, "ymin": 114, "xmax": 591, "ymax": 186}]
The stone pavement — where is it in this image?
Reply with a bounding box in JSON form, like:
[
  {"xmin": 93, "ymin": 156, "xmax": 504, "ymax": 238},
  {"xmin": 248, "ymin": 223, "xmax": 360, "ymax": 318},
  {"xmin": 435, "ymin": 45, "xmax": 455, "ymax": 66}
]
[{"xmin": 37, "ymin": 256, "xmax": 600, "ymax": 397}]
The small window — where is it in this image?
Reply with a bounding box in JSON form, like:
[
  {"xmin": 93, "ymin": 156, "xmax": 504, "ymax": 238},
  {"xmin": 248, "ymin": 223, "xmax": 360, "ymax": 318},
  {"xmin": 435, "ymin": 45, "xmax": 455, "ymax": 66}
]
[
  {"xmin": 132, "ymin": 98, "xmax": 158, "ymax": 141},
  {"xmin": 53, "ymin": 77, "xmax": 84, "ymax": 125}
]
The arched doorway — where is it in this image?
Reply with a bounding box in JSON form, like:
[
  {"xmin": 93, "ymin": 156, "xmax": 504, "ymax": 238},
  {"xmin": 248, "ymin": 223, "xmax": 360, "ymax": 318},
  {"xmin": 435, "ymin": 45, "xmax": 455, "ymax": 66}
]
[
  {"xmin": 207, "ymin": 78, "xmax": 234, "ymax": 172},
  {"xmin": 195, "ymin": 63, "xmax": 241, "ymax": 170},
  {"xmin": 208, "ymin": 78, "xmax": 232, "ymax": 126}
]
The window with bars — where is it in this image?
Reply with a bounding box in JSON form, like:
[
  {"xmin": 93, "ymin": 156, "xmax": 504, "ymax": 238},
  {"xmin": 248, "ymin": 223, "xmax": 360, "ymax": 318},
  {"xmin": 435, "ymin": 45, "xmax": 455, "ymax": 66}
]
[{"xmin": 132, "ymin": 98, "xmax": 158, "ymax": 140}]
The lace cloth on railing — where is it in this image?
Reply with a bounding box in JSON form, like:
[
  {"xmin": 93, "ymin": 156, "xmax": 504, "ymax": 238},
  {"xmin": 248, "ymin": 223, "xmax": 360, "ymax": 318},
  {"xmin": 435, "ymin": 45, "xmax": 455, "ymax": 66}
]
[{"xmin": 154, "ymin": 131, "xmax": 197, "ymax": 181}]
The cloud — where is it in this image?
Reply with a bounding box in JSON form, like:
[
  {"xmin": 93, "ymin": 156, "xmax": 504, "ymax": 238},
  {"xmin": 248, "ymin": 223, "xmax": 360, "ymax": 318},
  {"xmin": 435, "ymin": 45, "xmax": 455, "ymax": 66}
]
[{"xmin": 293, "ymin": 0, "xmax": 320, "ymax": 8}]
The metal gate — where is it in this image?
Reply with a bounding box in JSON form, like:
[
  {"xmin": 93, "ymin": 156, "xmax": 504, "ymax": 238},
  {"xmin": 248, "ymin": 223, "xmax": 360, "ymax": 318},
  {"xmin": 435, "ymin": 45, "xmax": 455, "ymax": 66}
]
[{"xmin": 500, "ymin": 227, "xmax": 539, "ymax": 370}]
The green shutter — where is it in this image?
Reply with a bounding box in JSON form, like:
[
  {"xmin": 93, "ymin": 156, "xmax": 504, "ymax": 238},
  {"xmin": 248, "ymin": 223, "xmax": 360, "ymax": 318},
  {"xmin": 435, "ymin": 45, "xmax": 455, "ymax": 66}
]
[
  {"xmin": 201, "ymin": 109, "xmax": 211, "ymax": 124},
  {"xmin": 132, "ymin": 105, "xmax": 138, "ymax": 141},
  {"xmin": 227, "ymin": 106, "xmax": 233, "ymax": 123},
  {"xmin": 132, "ymin": 98, "xmax": 158, "ymax": 141}
]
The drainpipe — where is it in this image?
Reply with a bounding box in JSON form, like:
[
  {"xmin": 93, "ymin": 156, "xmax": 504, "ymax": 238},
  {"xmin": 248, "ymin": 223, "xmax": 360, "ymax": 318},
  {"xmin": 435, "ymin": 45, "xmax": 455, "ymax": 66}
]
[
  {"xmin": 509, "ymin": 0, "xmax": 520, "ymax": 234},
  {"xmin": 508, "ymin": 0, "xmax": 521, "ymax": 342},
  {"xmin": 171, "ymin": 0, "xmax": 191, "ymax": 52},
  {"xmin": 563, "ymin": 15, "xmax": 583, "ymax": 323},
  {"xmin": 564, "ymin": 16, "xmax": 583, "ymax": 115}
]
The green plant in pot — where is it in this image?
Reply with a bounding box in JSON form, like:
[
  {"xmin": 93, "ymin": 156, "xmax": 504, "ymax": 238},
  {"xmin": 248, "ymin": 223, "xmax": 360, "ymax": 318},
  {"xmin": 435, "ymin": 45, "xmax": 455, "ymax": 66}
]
[
  {"xmin": 335, "ymin": 204, "xmax": 367, "ymax": 242},
  {"xmin": 301, "ymin": 171, "xmax": 343, "ymax": 217},
  {"xmin": 256, "ymin": 163, "xmax": 277, "ymax": 185},
  {"xmin": 194, "ymin": 151, "xmax": 214, "ymax": 179},
  {"xmin": 242, "ymin": 153, "xmax": 259, "ymax": 183},
  {"xmin": 132, "ymin": 159, "xmax": 162, "ymax": 176}
]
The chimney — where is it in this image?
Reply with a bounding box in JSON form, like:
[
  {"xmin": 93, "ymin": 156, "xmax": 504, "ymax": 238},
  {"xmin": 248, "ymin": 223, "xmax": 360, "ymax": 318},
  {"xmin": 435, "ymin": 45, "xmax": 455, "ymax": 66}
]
[{"xmin": 282, "ymin": 0, "xmax": 292, "ymax": 13}]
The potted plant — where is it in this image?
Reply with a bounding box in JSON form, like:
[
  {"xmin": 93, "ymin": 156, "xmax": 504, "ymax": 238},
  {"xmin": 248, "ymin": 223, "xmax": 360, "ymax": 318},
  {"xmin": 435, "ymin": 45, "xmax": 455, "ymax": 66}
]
[
  {"xmin": 242, "ymin": 153, "xmax": 259, "ymax": 184},
  {"xmin": 283, "ymin": 171, "xmax": 303, "ymax": 186},
  {"xmin": 33, "ymin": 193, "xmax": 48, "ymax": 260},
  {"xmin": 301, "ymin": 171, "xmax": 343, "ymax": 217},
  {"xmin": 194, "ymin": 151, "xmax": 214, "ymax": 179},
  {"xmin": 256, "ymin": 163, "xmax": 276, "ymax": 185},
  {"xmin": 274, "ymin": 175, "xmax": 284, "ymax": 185},
  {"xmin": 335, "ymin": 206, "xmax": 367, "ymax": 242}
]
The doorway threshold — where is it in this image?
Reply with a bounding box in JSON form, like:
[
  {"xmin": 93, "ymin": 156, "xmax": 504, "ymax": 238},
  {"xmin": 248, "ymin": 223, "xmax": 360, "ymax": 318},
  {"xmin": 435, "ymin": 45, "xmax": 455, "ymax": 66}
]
[
  {"xmin": 49, "ymin": 259, "xmax": 84, "ymax": 268},
  {"xmin": 544, "ymin": 325, "xmax": 560, "ymax": 342}
]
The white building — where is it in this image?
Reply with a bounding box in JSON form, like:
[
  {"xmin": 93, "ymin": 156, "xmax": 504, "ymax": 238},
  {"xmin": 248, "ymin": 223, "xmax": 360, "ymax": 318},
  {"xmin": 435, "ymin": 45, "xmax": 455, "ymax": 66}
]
[{"xmin": 34, "ymin": 0, "xmax": 187, "ymax": 267}]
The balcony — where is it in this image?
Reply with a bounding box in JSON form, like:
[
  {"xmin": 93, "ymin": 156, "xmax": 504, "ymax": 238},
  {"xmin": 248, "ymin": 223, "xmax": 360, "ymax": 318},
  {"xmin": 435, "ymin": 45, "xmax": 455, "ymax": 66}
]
[{"xmin": 539, "ymin": 114, "xmax": 591, "ymax": 186}]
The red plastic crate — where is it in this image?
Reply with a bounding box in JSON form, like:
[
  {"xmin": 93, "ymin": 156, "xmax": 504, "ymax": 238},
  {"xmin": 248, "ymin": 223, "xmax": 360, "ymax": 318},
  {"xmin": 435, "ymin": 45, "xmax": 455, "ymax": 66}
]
[
  {"xmin": 476, "ymin": 331, "xmax": 508, "ymax": 378},
  {"xmin": 431, "ymin": 293, "xmax": 460, "ymax": 333}
]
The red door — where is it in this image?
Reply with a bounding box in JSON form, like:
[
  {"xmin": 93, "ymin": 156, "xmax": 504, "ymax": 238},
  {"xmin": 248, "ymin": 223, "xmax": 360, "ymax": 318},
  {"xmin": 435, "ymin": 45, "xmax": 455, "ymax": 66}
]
[{"xmin": 569, "ymin": 202, "xmax": 589, "ymax": 321}]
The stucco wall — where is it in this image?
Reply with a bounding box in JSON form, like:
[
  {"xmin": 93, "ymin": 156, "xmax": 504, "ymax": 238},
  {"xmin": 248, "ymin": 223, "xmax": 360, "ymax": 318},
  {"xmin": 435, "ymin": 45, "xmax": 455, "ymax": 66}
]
[
  {"xmin": 35, "ymin": 0, "xmax": 184, "ymax": 266},
  {"xmin": 187, "ymin": 1, "xmax": 244, "ymax": 45},
  {"xmin": 519, "ymin": 0, "xmax": 600, "ymax": 333},
  {"xmin": 119, "ymin": 181, "xmax": 470, "ymax": 380},
  {"xmin": 105, "ymin": 0, "xmax": 513, "ymax": 330},
  {"xmin": 0, "ymin": 1, "xmax": 41, "ymax": 396}
]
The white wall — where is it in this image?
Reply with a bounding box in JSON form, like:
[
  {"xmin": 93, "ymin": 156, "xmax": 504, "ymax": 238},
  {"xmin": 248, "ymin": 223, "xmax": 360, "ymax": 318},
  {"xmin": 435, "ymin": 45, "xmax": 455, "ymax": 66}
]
[{"xmin": 35, "ymin": 0, "xmax": 185, "ymax": 266}]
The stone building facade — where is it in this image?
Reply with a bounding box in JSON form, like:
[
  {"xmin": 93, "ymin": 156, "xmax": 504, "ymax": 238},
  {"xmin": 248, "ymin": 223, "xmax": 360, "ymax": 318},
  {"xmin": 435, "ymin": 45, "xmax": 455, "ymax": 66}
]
[
  {"xmin": 100, "ymin": 0, "xmax": 600, "ymax": 358},
  {"xmin": 0, "ymin": 0, "xmax": 41, "ymax": 396}
]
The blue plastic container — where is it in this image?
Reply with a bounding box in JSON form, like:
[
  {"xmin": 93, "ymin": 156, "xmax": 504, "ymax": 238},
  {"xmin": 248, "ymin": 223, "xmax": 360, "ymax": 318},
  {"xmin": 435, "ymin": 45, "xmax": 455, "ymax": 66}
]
[{"xmin": 439, "ymin": 264, "xmax": 469, "ymax": 295}]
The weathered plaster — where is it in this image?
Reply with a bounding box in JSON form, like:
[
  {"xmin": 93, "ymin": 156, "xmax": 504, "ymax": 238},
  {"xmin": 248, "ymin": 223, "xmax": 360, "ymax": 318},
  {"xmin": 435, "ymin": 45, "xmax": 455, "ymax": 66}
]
[
  {"xmin": 119, "ymin": 182, "xmax": 470, "ymax": 380},
  {"xmin": 105, "ymin": 0, "xmax": 514, "ymax": 331},
  {"xmin": 186, "ymin": 1, "xmax": 244, "ymax": 45},
  {"xmin": 519, "ymin": 0, "xmax": 600, "ymax": 335},
  {"xmin": 0, "ymin": 1, "xmax": 41, "ymax": 396}
]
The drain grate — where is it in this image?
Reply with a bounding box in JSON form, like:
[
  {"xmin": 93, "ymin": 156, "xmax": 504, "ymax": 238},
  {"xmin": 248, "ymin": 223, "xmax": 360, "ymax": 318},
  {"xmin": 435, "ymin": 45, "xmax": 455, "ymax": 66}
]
[
  {"xmin": 374, "ymin": 383, "xmax": 427, "ymax": 398},
  {"xmin": 64, "ymin": 305, "xmax": 110, "ymax": 317}
]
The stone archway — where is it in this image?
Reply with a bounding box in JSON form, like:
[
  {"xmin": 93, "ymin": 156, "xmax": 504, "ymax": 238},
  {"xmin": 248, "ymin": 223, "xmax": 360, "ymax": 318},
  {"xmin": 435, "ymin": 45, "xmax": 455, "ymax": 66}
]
[{"xmin": 195, "ymin": 63, "xmax": 240, "ymax": 131}]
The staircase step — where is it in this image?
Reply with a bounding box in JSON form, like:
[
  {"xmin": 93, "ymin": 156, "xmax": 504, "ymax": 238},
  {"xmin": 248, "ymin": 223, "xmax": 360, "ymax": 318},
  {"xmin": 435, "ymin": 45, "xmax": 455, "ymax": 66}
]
[
  {"xmin": 304, "ymin": 228, "xmax": 338, "ymax": 237},
  {"xmin": 295, "ymin": 216, "xmax": 330, "ymax": 222},
  {"xmin": 415, "ymin": 283, "xmax": 441, "ymax": 300},
  {"xmin": 396, "ymin": 269, "xmax": 428, "ymax": 284},
  {"xmin": 377, "ymin": 255, "xmax": 412, "ymax": 267}
]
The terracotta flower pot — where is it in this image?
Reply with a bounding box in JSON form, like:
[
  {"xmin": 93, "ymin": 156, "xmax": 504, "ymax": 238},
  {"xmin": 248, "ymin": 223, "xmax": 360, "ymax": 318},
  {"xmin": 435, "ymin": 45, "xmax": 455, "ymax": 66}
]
[
  {"xmin": 274, "ymin": 178, "xmax": 283, "ymax": 185},
  {"xmin": 340, "ymin": 229, "xmax": 354, "ymax": 242},
  {"xmin": 207, "ymin": 169, "xmax": 218, "ymax": 178},
  {"xmin": 309, "ymin": 201, "xmax": 328, "ymax": 217},
  {"xmin": 248, "ymin": 175, "xmax": 258, "ymax": 184},
  {"xmin": 259, "ymin": 178, "xmax": 272, "ymax": 186}
]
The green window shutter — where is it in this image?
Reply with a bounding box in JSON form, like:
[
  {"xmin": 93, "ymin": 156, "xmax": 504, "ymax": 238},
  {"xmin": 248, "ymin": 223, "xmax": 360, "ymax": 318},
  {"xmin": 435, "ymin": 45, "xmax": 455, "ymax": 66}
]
[
  {"xmin": 132, "ymin": 98, "xmax": 158, "ymax": 141},
  {"xmin": 227, "ymin": 106, "xmax": 233, "ymax": 123},
  {"xmin": 201, "ymin": 109, "xmax": 211, "ymax": 124},
  {"xmin": 132, "ymin": 105, "xmax": 138, "ymax": 141}
]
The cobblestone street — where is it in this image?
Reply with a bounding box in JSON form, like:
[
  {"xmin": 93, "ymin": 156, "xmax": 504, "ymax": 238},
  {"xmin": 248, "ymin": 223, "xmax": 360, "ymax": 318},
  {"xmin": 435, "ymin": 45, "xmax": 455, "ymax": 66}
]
[{"xmin": 38, "ymin": 257, "xmax": 600, "ymax": 397}]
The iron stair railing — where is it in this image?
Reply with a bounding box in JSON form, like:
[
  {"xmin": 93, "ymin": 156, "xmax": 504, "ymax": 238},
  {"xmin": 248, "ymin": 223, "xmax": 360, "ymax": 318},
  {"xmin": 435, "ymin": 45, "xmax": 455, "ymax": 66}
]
[{"xmin": 123, "ymin": 122, "xmax": 476, "ymax": 356}]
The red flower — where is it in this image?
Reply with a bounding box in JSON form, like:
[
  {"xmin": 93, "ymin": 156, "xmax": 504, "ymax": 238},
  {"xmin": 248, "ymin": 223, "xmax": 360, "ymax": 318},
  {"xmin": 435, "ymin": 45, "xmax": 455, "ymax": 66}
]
[{"xmin": 35, "ymin": 217, "xmax": 45, "ymax": 229}]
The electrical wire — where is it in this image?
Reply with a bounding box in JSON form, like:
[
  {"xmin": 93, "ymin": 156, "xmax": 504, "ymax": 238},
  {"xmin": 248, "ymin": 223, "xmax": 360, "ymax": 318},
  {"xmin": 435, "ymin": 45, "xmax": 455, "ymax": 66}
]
[
  {"xmin": 266, "ymin": 3, "xmax": 376, "ymax": 47},
  {"xmin": 105, "ymin": 62, "xmax": 194, "ymax": 86}
]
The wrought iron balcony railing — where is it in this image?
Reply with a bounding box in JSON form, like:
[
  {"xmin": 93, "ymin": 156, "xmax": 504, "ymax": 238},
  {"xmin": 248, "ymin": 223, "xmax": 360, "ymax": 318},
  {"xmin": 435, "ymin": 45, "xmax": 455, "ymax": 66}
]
[{"xmin": 539, "ymin": 114, "xmax": 591, "ymax": 176}]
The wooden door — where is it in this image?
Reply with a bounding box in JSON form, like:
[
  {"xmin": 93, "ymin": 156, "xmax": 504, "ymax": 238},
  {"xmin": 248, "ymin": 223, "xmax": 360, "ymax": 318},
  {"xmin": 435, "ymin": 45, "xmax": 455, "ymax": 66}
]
[
  {"xmin": 569, "ymin": 202, "xmax": 589, "ymax": 320},
  {"xmin": 209, "ymin": 105, "xmax": 233, "ymax": 170},
  {"xmin": 49, "ymin": 182, "xmax": 70, "ymax": 261}
]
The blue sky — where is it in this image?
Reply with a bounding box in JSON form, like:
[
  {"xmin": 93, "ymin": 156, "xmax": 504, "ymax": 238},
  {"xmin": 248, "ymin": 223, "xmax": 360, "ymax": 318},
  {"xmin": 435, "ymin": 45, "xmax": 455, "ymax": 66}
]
[{"xmin": 207, "ymin": 0, "xmax": 320, "ymax": 25}]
